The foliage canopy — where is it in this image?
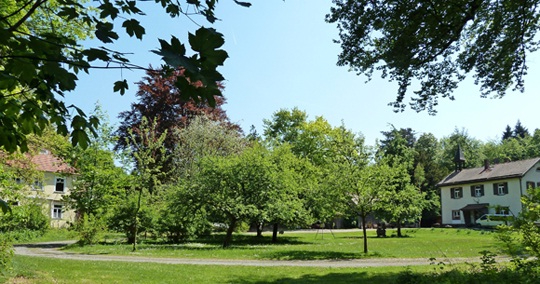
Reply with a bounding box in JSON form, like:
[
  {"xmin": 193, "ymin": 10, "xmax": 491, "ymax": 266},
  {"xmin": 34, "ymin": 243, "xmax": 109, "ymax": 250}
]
[{"xmin": 327, "ymin": 0, "xmax": 540, "ymax": 114}]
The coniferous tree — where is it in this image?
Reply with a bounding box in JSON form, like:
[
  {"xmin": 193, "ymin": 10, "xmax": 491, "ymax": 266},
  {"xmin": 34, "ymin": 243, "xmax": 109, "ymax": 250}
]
[
  {"xmin": 513, "ymin": 120, "xmax": 529, "ymax": 139},
  {"xmin": 502, "ymin": 125, "xmax": 514, "ymax": 141}
]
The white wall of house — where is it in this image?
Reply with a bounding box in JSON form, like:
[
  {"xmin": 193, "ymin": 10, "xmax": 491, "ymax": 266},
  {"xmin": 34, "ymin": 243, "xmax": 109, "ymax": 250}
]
[
  {"xmin": 28, "ymin": 172, "xmax": 75, "ymax": 228},
  {"xmin": 441, "ymin": 162, "xmax": 540, "ymax": 225}
]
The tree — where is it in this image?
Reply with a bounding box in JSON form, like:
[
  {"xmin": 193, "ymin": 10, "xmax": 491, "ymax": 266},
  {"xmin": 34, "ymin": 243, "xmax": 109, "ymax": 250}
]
[
  {"xmin": 261, "ymin": 144, "xmax": 314, "ymax": 243},
  {"xmin": 502, "ymin": 125, "xmax": 514, "ymax": 142},
  {"xmin": 122, "ymin": 117, "xmax": 168, "ymax": 251},
  {"xmin": 196, "ymin": 143, "xmax": 275, "ymax": 247},
  {"xmin": 376, "ymin": 161, "xmax": 426, "ymax": 237},
  {"xmin": 64, "ymin": 105, "xmax": 126, "ymax": 244},
  {"xmin": 514, "ymin": 120, "xmax": 530, "ymax": 139},
  {"xmin": 327, "ymin": 1, "xmax": 539, "ymax": 114},
  {"xmin": 171, "ymin": 115, "xmax": 246, "ymax": 180},
  {"xmin": 264, "ymin": 108, "xmax": 373, "ymax": 224},
  {"xmin": 414, "ymin": 133, "xmax": 444, "ymax": 226},
  {"xmin": 334, "ymin": 163, "xmax": 389, "ymax": 253},
  {"xmin": 439, "ymin": 128, "xmax": 484, "ymax": 172},
  {"xmin": 1, "ymin": 0, "xmax": 249, "ymax": 152}
]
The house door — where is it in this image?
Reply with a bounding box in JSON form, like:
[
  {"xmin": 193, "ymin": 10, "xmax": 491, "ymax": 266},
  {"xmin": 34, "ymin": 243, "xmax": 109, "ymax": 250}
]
[{"xmin": 463, "ymin": 211, "xmax": 472, "ymax": 226}]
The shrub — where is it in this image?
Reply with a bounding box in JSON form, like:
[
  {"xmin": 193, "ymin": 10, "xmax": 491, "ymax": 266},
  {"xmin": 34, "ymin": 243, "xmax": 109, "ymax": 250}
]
[
  {"xmin": 0, "ymin": 234, "xmax": 13, "ymax": 275},
  {"xmin": 0, "ymin": 202, "xmax": 48, "ymax": 239},
  {"xmin": 76, "ymin": 214, "xmax": 106, "ymax": 246}
]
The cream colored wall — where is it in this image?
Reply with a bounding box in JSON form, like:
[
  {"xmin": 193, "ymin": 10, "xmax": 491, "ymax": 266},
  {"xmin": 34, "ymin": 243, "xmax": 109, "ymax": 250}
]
[
  {"xmin": 441, "ymin": 178, "xmax": 527, "ymax": 225},
  {"xmin": 29, "ymin": 172, "xmax": 75, "ymax": 228}
]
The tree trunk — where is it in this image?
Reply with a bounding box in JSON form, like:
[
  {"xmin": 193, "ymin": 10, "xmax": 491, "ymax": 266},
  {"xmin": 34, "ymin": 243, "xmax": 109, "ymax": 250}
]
[
  {"xmin": 223, "ymin": 218, "xmax": 236, "ymax": 248},
  {"xmin": 256, "ymin": 222, "xmax": 263, "ymax": 238},
  {"xmin": 132, "ymin": 189, "xmax": 143, "ymax": 252},
  {"xmin": 272, "ymin": 223, "xmax": 279, "ymax": 243},
  {"xmin": 361, "ymin": 214, "xmax": 368, "ymax": 254},
  {"xmin": 397, "ymin": 218, "xmax": 402, "ymax": 237}
]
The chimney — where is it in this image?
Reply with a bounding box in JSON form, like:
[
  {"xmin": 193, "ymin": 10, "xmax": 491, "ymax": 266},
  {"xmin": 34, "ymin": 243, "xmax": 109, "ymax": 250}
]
[{"xmin": 484, "ymin": 159, "xmax": 490, "ymax": 170}]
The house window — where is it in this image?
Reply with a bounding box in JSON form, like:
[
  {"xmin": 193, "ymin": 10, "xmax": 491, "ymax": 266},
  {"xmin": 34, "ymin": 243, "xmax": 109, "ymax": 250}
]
[
  {"xmin": 32, "ymin": 180, "xmax": 43, "ymax": 190},
  {"xmin": 526, "ymin": 181, "xmax": 536, "ymax": 189},
  {"xmin": 470, "ymin": 185, "xmax": 484, "ymax": 197},
  {"xmin": 451, "ymin": 187, "xmax": 463, "ymax": 199},
  {"xmin": 452, "ymin": 210, "xmax": 461, "ymax": 220},
  {"xmin": 496, "ymin": 206, "xmax": 510, "ymax": 215},
  {"xmin": 55, "ymin": 177, "xmax": 65, "ymax": 193},
  {"xmin": 493, "ymin": 182, "xmax": 508, "ymax": 196},
  {"xmin": 52, "ymin": 204, "xmax": 63, "ymax": 219}
]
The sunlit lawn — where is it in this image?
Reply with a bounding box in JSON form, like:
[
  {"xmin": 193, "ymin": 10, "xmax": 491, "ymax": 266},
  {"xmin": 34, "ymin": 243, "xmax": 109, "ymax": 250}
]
[
  {"xmin": 4, "ymin": 255, "xmax": 437, "ymax": 284},
  {"xmin": 62, "ymin": 228, "xmax": 503, "ymax": 260}
]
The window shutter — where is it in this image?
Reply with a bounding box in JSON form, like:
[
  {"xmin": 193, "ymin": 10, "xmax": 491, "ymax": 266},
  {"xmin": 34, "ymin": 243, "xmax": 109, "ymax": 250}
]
[
  {"xmin": 493, "ymin": 183, "xmax": 498, "ymax": 195},
  {"xmin": 480, "ymin": 185, "xmax": 484, "ymax": 196},
  {"xmin": 470, "ymin": 186, "xmax": 475, "ymax": 197},
  {"xmin": 451, "ymin": 188, "xmax": 455, "ymax": 199},
  {"xmin": 503, "ymin": 182, "xmax": 508, "ymax": 194}
]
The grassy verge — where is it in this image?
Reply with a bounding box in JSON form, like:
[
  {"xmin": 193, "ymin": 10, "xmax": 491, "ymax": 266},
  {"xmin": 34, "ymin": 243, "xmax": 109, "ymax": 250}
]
[
  {"xmin": 3, "ymin": 255, "xmax": 435, "ymax": 284},
  {"xmin": 62, "ymin": 228, "xmax": 503, "ymax": 260}
]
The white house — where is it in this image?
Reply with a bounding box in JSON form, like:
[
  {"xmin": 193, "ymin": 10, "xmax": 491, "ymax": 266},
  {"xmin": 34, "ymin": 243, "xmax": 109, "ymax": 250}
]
[
  {"xmin": 438, "ymin": 157, "xmax": 540, "ymax": 226},
  {"xmin": 8, "ymin": 150, "xmax": 76, "ymax": 227}
]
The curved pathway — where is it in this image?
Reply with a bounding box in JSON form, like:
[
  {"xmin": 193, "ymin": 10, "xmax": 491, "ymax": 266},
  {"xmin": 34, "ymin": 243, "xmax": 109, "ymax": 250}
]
[{"xmin": 14, "ymin": 241, "xmax": 508, "ymax": 268}]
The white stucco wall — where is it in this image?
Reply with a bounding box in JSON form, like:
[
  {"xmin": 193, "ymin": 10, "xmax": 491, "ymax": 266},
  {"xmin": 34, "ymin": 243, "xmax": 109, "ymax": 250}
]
[
  {"xmin": 440, "ymin": 161, "xmax": 540, "ymax": 226},
  {"xmin": 28, "ymin": 172, "xmax": 75, "ymax": 227}
]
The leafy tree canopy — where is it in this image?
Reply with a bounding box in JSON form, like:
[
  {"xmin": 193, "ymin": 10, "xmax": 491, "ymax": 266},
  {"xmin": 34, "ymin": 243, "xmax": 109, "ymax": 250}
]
[
  {"xmin": 327, "ymin": 0, "xmax": 539, "ymax": 114},
  {"xmin": 1, "ymin": 0, "xmax": 248, "ymax": 153}
]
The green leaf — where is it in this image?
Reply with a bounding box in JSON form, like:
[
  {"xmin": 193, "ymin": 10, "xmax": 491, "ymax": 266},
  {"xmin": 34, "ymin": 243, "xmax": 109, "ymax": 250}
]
[
  {"xmin": 189, "ymin": 27, "xmax": 225, "ymax": 52},
  {"xmin": 83, "ymin": 48, "xmax": 111, "ymax": 62},
  {"xmin": 0, "ymin": 200, "xmax": 11, "ymax": 214},
  {"xmin": 122, "ymin": 19, "xmax": 145, "ymax": 39},
  {"xmin": 152, "ymin": 37, "xmax": 199, "ymax": 73},
  {"xmin": 95, "ymin": 22, "xmax": 119, "ymax": 43},
  {"xmin": 113, "ymin": 80, "xmax": 129, "ymax": 95},
  {"xmin": 99, "ymin": 0, "xmax": 119, "ymax": 19}
]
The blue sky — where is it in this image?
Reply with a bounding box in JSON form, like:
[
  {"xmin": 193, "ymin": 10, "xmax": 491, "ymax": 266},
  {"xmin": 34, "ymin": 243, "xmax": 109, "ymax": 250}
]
[{"xmin": 66, "ymin": 0, "xmax": 540, "ymax": 146}]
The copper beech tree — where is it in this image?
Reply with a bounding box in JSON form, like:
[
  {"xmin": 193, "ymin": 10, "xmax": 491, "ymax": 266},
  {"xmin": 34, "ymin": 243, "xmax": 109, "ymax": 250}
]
[{"xmin": 115, "ymin": 68, "xmax": 240, "ymax": 176}]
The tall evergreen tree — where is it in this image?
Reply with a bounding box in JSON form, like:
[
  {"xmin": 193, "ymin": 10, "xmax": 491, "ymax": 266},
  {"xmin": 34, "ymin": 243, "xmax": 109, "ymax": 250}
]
[
  {"xmin": 502, "ymin": 125, "xmax": 514, "ymax": 141},
  {"xmin": 513, "ymin": 120, "xmax": 529, "ymax": 139}
]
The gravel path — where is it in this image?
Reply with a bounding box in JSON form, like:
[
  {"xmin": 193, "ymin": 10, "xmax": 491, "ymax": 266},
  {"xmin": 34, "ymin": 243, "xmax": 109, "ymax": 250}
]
[{"xmin": 14, "ymin": 241, "xmax": 505, "ymax": 268}]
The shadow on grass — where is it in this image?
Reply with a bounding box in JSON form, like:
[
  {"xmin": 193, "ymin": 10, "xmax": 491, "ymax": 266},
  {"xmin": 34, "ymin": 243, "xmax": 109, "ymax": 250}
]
[
  {"xmin": 62, "ymin": 234, "xmax": 312, "ymax": 252},
  {"xmin": 233, "ymin": 271, "xmax": 398, "ymax": 284},
  {"xmin": 341, "ymin": 235, "xmax": 414, "ymax": 239},
  {"xmin": 14, "ymin": 243, "xmax": 72, "ymax": 249},
  {"xmin": 262, "ymin": 250, "xmax": 381, "ymax": 260}
]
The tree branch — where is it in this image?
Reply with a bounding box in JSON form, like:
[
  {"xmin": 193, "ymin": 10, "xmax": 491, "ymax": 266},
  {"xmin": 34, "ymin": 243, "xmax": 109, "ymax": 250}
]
[{"xmin": 8, "ymin": 0, "xmax": 48, "ymax": 32}]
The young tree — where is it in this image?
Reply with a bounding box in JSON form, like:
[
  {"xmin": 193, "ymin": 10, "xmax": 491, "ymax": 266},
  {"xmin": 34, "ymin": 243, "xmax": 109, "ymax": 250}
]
[
  {"xmin": 376, "ymin": 161, "xmax": 426, "ymax": 237},
  {"xmin": 122, "ymin": 117, "xmax": 168, "ymax": 251},
  {"xmin": 196, "ymin": 144, "xmax": 273, "ymax": 248},
  {"xmin": 262, "ymin": 144, "xmax": 314, "ymax": 243},
  {"xmin": 334, "ymin": 163, "xmax": 390, "ymax": 253},
  {"xmin": 65, "ymin": 106, "xmax": 126, "ymax": 244},
  {"xmin": 327, "ymin": 1, "xmax": 540, "ymax": 114}
]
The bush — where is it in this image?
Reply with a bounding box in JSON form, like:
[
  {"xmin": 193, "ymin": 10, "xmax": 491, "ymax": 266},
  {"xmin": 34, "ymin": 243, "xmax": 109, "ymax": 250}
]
[
  {"xmin": 0, "ymin": 202, "xmax": 48, "ymax": 239},
  {"xmin": 0, "ymin": 234, "xmax": 12, "ymax": 275},
  {"xmin": 76, "ymin": 214, "xmax": 106, "ymax": 246}
]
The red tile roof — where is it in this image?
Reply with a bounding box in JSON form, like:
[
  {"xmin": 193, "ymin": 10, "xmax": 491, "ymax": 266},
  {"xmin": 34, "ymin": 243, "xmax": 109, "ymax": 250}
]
[
  {"xmin": 4, "ymin": 152, "xmax": 75, "ymax": 174},
  {"xmin": 30, "ymin": 153, "xmax": 75, "ymax": 174}
]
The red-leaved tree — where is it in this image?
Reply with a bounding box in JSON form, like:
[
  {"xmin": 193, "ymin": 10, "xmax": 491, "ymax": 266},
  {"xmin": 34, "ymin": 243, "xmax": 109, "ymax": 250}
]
[{"xmin": 115, "ymin": 68, "xmax": 240, "ymax": 177}]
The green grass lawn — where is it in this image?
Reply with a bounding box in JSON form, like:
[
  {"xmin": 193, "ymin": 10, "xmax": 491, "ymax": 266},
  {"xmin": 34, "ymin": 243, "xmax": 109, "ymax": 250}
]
[
  {"xmin": 62, "ymin": 228, "xmax": 503, "ymax": 260},
  {"xmin": 5, "ymin": 255, "xmax": 438, "ymax": 284}
]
